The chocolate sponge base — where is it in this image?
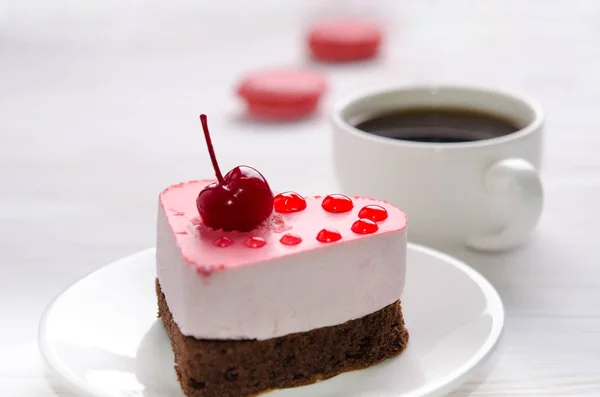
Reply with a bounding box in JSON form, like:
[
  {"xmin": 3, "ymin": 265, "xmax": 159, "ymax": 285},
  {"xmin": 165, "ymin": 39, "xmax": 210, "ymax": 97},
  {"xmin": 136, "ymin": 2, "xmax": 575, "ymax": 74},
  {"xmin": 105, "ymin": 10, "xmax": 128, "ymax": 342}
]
[{"xmin": 157, "ymin": 279, "xmax": 409, "ymax": 397}]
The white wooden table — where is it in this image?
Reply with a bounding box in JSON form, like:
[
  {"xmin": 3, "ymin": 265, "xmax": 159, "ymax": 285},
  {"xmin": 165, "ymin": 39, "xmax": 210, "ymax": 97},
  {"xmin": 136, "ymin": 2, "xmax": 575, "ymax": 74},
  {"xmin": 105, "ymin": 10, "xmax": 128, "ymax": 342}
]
[{"xmin": 2, "ymin": 1, "xmax": 600, "ymax": 396}]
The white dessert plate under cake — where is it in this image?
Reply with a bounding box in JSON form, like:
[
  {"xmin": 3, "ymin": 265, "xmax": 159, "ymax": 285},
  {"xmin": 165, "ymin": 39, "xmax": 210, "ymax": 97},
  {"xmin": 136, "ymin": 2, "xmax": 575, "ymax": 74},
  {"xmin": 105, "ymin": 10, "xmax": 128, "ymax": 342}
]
[{"xmin": 39, "ymin": 245, "xmax": 504, "ymax": 397}]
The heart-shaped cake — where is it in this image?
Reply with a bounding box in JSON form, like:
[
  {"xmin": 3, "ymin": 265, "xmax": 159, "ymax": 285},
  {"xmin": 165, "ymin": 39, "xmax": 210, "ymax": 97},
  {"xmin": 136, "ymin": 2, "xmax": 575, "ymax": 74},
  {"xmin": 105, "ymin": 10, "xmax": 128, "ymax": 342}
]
[
  {"xmin": 156, "ymin": 115, "xmax": 409, "ymax": 397},
  {"xmin": 156, "ymin": 180, "xmax": 409, "ymax": 397}
]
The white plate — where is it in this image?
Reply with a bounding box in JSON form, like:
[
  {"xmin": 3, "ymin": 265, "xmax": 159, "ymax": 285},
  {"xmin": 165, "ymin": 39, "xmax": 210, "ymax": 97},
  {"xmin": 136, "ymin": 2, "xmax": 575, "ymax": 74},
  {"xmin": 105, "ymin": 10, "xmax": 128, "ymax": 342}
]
[{"xmin": 39, "ymin": 244, "xmax": 504, "ymax": 397}]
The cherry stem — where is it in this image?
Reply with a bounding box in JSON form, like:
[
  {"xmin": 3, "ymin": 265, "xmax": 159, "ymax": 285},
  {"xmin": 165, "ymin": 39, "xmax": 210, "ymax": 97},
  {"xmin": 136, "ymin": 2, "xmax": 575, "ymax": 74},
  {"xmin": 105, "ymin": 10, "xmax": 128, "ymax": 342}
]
[{"xmin": 200, "ymin": 114, "xmax": 224, "ymax": 183}]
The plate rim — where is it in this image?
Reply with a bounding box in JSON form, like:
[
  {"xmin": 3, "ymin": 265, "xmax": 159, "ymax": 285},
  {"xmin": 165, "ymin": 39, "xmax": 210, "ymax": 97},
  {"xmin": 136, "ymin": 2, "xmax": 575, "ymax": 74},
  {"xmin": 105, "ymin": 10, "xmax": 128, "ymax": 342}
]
[
  {"xmin": 38, "ymin": 243, "xmax": 505, "ymax": 397},
  {"xmin": 403, "ymin": 244, "xmax": 505, "ymax": 397}
]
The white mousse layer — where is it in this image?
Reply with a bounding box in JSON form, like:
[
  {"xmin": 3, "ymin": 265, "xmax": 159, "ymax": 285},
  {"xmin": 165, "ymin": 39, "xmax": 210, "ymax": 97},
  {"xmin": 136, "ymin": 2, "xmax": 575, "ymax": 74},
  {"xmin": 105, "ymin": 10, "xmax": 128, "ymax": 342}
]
[{"xmin": 156, "ymin": 180, "xmax": 407, "ymax": 340}]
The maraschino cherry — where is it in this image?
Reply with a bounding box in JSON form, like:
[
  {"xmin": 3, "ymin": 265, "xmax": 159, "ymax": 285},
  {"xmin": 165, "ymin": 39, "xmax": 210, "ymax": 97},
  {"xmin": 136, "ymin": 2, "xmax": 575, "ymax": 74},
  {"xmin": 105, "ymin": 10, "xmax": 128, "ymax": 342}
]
[{"xmin": 196, "ymin": 114, "xmax": 274, "ymax": 232}]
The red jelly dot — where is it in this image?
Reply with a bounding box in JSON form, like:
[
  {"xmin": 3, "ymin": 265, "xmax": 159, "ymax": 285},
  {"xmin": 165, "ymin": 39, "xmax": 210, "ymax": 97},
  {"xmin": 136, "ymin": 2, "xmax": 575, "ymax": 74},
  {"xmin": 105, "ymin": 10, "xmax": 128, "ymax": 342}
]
[
  {"xmin": 280, "ymin": 233, "xmax": 302, "ymax": 245},
  {"xmin": 351, "ymin": 219, "xmax": 379, "ymax": 234},
  {"xmin": 358, "ymin": 205, "xmax": 388, "ymax": 222},
  {"xmin": 316, "ymin": 228, "xmax": 342, "ymax": 243},
  {"xmin": 273, "ymin": 192, "xmax": 307, "ymax": 213},
  {"xmin": 245, "ymin": 236, "xmax": 267, "ymax": 248},
  {"xmin": 214, "ymin": 236, "xmax": 233, "ymax": 248},
  {"xmin": 321, "ymin": 194, "xmax": 353, "ymax": 213}
]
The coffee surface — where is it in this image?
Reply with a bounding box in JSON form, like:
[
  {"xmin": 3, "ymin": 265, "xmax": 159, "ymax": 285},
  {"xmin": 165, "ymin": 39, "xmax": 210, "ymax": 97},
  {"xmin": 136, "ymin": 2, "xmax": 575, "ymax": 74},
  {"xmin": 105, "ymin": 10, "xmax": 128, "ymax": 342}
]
[{"xmin": 354, "ymin": 107, "xmax": 520, "ymax": 143}]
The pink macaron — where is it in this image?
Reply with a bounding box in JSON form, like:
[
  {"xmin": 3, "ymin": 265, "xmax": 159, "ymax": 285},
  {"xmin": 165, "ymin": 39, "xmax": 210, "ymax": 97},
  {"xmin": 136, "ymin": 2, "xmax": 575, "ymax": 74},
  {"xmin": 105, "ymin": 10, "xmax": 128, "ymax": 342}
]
[
  {"xmin": 237, "ymin": 68, "xmax": 327, "ymax": 121},
  {"xmin": 308, "ymin": 19, "xmax": 383, "ymax": 62}
]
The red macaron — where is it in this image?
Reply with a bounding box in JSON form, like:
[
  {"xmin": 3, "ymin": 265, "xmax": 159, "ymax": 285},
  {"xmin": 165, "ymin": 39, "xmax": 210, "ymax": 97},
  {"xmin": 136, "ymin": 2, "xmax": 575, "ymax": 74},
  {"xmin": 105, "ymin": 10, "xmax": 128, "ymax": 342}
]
[
  {"xmin": 308, "ymin": 19, "xmax": 383, "ymax": 62},
  {"xmin": 237, "ymin": 68, "xmax": 327, "ymax": 121}
]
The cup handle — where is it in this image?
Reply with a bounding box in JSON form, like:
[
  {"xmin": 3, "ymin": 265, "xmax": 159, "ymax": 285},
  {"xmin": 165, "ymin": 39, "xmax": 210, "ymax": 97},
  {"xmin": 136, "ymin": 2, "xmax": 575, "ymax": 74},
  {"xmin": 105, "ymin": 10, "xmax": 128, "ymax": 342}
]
[{"xmin": 466, "ymin": 158, "xmax": 543, "ymax": 251}]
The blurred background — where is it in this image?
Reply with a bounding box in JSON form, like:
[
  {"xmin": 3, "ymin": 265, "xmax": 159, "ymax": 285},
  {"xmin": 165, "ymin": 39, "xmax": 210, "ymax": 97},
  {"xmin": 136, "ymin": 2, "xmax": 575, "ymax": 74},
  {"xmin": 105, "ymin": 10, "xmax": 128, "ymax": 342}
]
[{"xmin": 2, "ymin": 1, "xmax": 600, "ymax": 396}]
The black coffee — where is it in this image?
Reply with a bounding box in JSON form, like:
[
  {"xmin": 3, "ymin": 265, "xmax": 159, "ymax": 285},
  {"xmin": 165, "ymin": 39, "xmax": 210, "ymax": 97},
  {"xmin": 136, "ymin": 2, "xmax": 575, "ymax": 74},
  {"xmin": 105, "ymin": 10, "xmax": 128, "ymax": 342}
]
[{"xmin": 354, "ymin": 107, "xmax": 520, "ymax": 143}]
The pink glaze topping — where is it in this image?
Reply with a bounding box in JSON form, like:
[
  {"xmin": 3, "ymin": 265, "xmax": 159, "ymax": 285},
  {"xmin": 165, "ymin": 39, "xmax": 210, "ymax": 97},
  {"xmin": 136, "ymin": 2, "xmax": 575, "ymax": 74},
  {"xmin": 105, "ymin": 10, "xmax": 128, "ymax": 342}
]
[{"xmin": 159, "ymin": 180, "xmax": 406, "ymax": 274}]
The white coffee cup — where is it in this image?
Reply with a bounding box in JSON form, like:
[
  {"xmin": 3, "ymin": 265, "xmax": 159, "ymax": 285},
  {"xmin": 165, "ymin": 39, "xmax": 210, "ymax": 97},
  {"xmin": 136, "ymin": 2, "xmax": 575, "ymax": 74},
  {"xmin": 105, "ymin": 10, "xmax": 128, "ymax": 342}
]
[{"xmin": 332, "ymin": 84, "xmax": 544, "ymax": 252}]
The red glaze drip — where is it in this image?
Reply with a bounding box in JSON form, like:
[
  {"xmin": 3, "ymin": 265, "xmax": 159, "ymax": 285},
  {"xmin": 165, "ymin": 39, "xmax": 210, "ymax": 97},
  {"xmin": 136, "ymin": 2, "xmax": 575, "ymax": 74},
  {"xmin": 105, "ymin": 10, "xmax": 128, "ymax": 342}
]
[
  {"xmin": 358, "ymin": 205, "xmax": 388, "ymax": 222},
  {"xmin": 197, "ymin": 265, "xmax": 214, "ymax": 276},
  {"xmin": 214, "ymin": 236, "xmax": 233, "ymax": 247},
  {"xmin": 245, "ymin": 236, "xmax": 267, "ymax": 248},
  {"xmin": 196, "ymin": 264, "xmax": 225, "ymax": 276},
  {"xmin": 273, "ymin": 191, "xmax": 307, "ymax": 213},
  {"xmin": 280, "ymin": 233, "xmax": 302, "ymax": 245},
  {"xmin": 316, "ymin": 228, "xmax": 342, "ymax": 243},
  {"xmin": 321, "ymin": 194, "xmax": 353, "ymax": 213},
  {"xmin": 351, "ymin": 219, "xmax": 379, "ymax": 234}
]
